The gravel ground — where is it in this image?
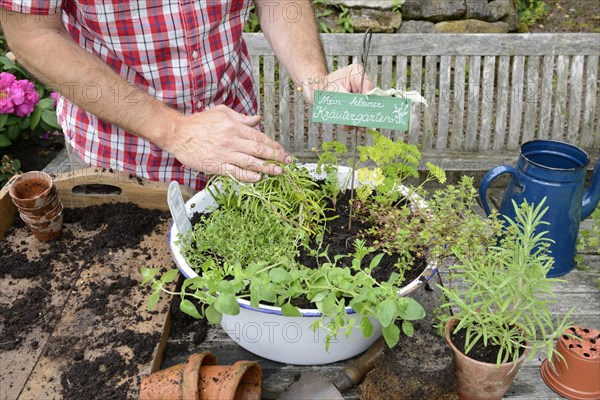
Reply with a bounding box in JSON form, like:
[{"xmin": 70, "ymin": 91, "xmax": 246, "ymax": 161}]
[{"xmin": 528, "ymin": 0, "xmax": 600, "ymax": 33}]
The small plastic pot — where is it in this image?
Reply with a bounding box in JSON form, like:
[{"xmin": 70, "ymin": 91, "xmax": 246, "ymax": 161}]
[
  {"xmin": 139, "ymin": 352, "xmax": 262, "ymax": 400},
  {"xmin": 541, "ymin": 326, "xmax": 600, "ymax": 400}
]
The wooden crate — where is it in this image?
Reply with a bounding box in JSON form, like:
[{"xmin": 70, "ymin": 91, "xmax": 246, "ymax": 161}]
[{"xmin": 0, "ymin": 168, "xmax": 193, "ymax": 400}]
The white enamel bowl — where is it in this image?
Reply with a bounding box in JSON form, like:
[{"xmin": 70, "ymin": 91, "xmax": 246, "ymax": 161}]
[{"xmin": 169, "ymin": 165, "xmax": 438, "ymax": 365}]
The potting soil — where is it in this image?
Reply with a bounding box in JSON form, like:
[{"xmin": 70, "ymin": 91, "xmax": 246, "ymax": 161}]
[{"xmin": 0, "ymin": 203, "xmax": 172, "ymax": 400}]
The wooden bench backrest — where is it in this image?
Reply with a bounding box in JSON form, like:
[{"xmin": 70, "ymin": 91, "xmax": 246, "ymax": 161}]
[{"xmin": 244, "ymin": 33, "xmax": 600, "ymax": 169}]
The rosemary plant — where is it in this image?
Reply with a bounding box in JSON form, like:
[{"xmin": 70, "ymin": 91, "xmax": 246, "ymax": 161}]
[{"xmin": 437, "ymin": 199, "xmax": 573, "ymax": 366}]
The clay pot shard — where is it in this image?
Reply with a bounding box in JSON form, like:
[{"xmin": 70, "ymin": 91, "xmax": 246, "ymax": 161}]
[
  {"xmin": 139, "ymin": 352, "xmax": 262, "ymax": 400},
  {"xmin": 541, "ymin": 326, "xmax": 600, "ymax": 400}
]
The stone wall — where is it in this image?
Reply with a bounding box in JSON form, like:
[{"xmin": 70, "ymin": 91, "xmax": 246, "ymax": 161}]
[{"xmin": 317, "ymin": 0, "xmax": 519, "ymax": 33}]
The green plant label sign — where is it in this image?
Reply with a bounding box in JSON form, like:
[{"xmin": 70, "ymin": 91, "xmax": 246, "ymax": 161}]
[{"xmin": 312, "ymin": 90, "xmax": 411, "ymax": 131}]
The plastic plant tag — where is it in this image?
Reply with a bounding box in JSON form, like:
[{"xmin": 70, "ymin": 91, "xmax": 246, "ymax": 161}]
[
  {"xmin": 167, "ymin": 181, "xmax": 191, "ymax": 236},
  {"xmin": 311, "ymin": 89, "xmax": 412, "ymax": 131}
]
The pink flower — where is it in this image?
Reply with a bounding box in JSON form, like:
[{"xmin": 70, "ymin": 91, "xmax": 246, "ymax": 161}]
[
  {"xmin": 0, "ymin": 72, "xmax": 40, "ymax": 117},
  {"xmin": 0, "ymin": 72, "xmax": 16, "ymax": 114},
  {"xmin": 13, "ymin": 79, "xmax": 39, "ymax": 117},
  {"xmin": 50, "ymin": 92, "xmax": 59, "ymax": 107}
]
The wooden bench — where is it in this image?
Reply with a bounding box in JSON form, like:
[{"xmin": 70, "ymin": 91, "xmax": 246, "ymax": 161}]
[{"xmin": 245, "ymin": 32, "xmax": 600, "ymax": 170}]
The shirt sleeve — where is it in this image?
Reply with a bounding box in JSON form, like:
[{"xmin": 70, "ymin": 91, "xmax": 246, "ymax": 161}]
[{"xmin": 0, "ymin": 0, "xmax": 62, "ymax": 15}]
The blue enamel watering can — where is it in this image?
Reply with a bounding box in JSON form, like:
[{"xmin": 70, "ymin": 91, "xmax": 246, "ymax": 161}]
[{"xmin": 479, "ymin": 140, "xmax": 600, "ymax": 277}]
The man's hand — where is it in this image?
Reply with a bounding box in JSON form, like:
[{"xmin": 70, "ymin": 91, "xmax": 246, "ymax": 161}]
[
  {"xmin": 165, "ymin": 105, "xmax": 291, "ymax": 182},
  {"xmin": 301, "ymin": 64, "xmax": 376, "ymax": 103}
]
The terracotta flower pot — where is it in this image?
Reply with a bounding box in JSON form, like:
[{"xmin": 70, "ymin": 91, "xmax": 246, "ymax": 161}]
[
  {"xmin": 541, "ymin": 326, "xmax": 600, "ymax": 400},
  {"xmin": 19, "ymin": 203, "xmax": 64, "ymax": 242},
  {"xmin": 139, "ymin": 352, "xmax": 262, "ymax": 400},
  {"xmin": 8, "ymin": 171, "xmax": 64, "ymax": 241},
  {"xmin": 16, "ymin": 191, "xmax": 61, "ymax": 217},
  {"xmin": 8, "ymin": 171, "xmax": 57, "ymax": 209},
  {"xmin": 198, "ymin": 361, "xmax": 262, "ymax": 400},
  {"xmin": 444, "ymin": 319, "xmax": 530, "ymax": 400}
]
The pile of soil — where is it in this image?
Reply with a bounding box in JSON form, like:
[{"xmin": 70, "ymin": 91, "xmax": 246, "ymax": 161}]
[
  {"xmin": 0, "ymin": 202, "xmax": 170, "ymax": 399},
  {"xmin": 361, "ymin": 326, "xmax": 457, "ymax": 400},
  {"xmin": 299, "ymin": 189, "xmax": 425, "ymax": 282}
]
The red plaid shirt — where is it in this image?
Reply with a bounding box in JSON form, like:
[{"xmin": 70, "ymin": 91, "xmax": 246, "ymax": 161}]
[{"xmin": 2, "ymin": 0, "xmax": 257, "ymax": 190}]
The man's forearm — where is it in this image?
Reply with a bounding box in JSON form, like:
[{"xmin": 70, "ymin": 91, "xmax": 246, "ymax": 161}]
[
  {"xmin": 0, "ymin": 11, "xmax": 179, "ymax": 149},
  {"xmin": 256, "ymin": 0, "xmax": 328, "ymax": 91}
]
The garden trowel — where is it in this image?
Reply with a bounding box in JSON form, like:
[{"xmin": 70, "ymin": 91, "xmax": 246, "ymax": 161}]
[{"xmin": 278, "ymin": 336, "xmax": 386, "ymax": 399}]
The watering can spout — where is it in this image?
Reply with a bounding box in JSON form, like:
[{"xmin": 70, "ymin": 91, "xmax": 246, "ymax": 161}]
[{"xmin": 581, "ymin": 158, "xmax": 600, "ymax": 220}]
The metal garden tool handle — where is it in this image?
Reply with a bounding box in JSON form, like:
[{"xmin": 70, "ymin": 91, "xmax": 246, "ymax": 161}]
[{"xmin": 332, "ymin": 336, "xmax": 386, "ymax": 392}]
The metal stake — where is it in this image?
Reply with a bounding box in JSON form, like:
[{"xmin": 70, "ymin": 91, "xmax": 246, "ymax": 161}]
[{"xmin": 348, "ymin": 29, "xmax": 373, "ymax": 230}]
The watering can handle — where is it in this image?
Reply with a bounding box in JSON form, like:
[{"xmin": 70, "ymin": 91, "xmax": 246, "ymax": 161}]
[
  {"xmin": 581, "ymin": 158, "xmax": 600, "ymax": 220},
  {"xmin": 478, "ymin": 164, "xmax": 517, "ymax": 216}
]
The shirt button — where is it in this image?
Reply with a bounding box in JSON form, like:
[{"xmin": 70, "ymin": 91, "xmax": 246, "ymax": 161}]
[{"xmin": 192, "ymin": 50, "xmax": 199, "ymax": 60}]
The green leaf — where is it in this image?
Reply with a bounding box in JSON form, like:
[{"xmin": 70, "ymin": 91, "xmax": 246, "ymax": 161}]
[
  {"xmin": 161, "ymin": 269, "xmax": 179, "ymax": 284},
  {"xmin": 180, "ymin": 299, "xmax": 202, "ymax": 319},
  {"xmin": 214, "ymin": 293, "xmax": 240, "ymax": 315},
  {"xmin": 0, "ymin": 56, "xmax": 23, "ymax": 73},
  {"xmin": 0, "ymin": 113, "xmax": 8, "ymax": 129},
  {"xmin": 310, "ymin": 290, "xmax": 328, "ymax": 303},
  {"xmin": 20, "ymin": 117, "xmax": 30, "ymax": 129},
  {"xmin": 281, "ymin": 302, "xmax": 301, "ymax": 317},
  {"xmin": 37, "ymin": 97, "xmax": 55, "ymax": 110},
  {"xmin": 382, "ymin": 323, "xmax": 400, "ymax": 347},
  {"xmin": 217, "ymin": 280, "xmax": 234, "ymax": 294},
  {"xmin": 140, "ymin": 267, "xmax": 159, "ymax": 285},
  {"xmin": 269, "ymin": 267, "xmax": 292, "ymax": 284},
  {"xmin": 376, "ymin": 298, "xmax": 397, "ymax": 327},
  {"xmin": 6, "ymin": 124, "xmax": 20, "ymax": 141},
  {"xmin": 6, "ymin": 115, "xmax": 19, "ymax": 125},
  {"xmin": 182, "ymin": 276, "xmax": 203, "ymax": 291},
  {"xmin": 0, "ymin": 133, "xmax": 11, "ymax": 147},
  {"xmin": 205, "ymin": 304, "xmax": 222, "ymax": 324},
  {"xmin": 402, "ymin": 320, "xmax": 414, "ymax": 336},
  {"xmin": 387, "ymin": 272, "xmax": 400, "ymax": 284},
  {"xmin": 147, "ymin": 291, "xmax": 160, "ymax": 311},
  {"xmin": 38, "ymin": 119, "xmax": 53, "ymax": 132},
  {"xmin": 398, "ymin": 297, "xmax": 426, "ymax": 321},
  {"xmin": 322, "ymin": 293, "xmax": 338, "ymax": 316},
  {"xmin": 369, "ymin": 253, "xmax": 385, "ymax": 269},
  {"xmin": 359, "ymin": 317, "xmax": 374, "ymax": 337},
  {"xmin": 30, "ymin": 107, "xmax": 42, "ymax": 129},
  {"xmin": 41, "ymin": 109, "xmax": 61, "ymax": 130}
]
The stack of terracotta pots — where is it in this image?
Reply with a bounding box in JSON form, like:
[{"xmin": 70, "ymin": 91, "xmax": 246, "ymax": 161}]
[
  {"xmin": 8, "ymin": 171, "xmax": 64, "ymax": 242},
  {"xmin": 139, "ymin": 352, "xmax": 262, "ymax": 400}
]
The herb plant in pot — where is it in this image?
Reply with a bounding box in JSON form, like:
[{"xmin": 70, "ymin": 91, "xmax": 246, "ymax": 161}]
[
  {"xmin": 437, "ymin": 199, "xmax": 573, "ymax": 400},
  {"xmin": 144, "ymin": 133, "xmax": 495, "ymax": 365}
]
